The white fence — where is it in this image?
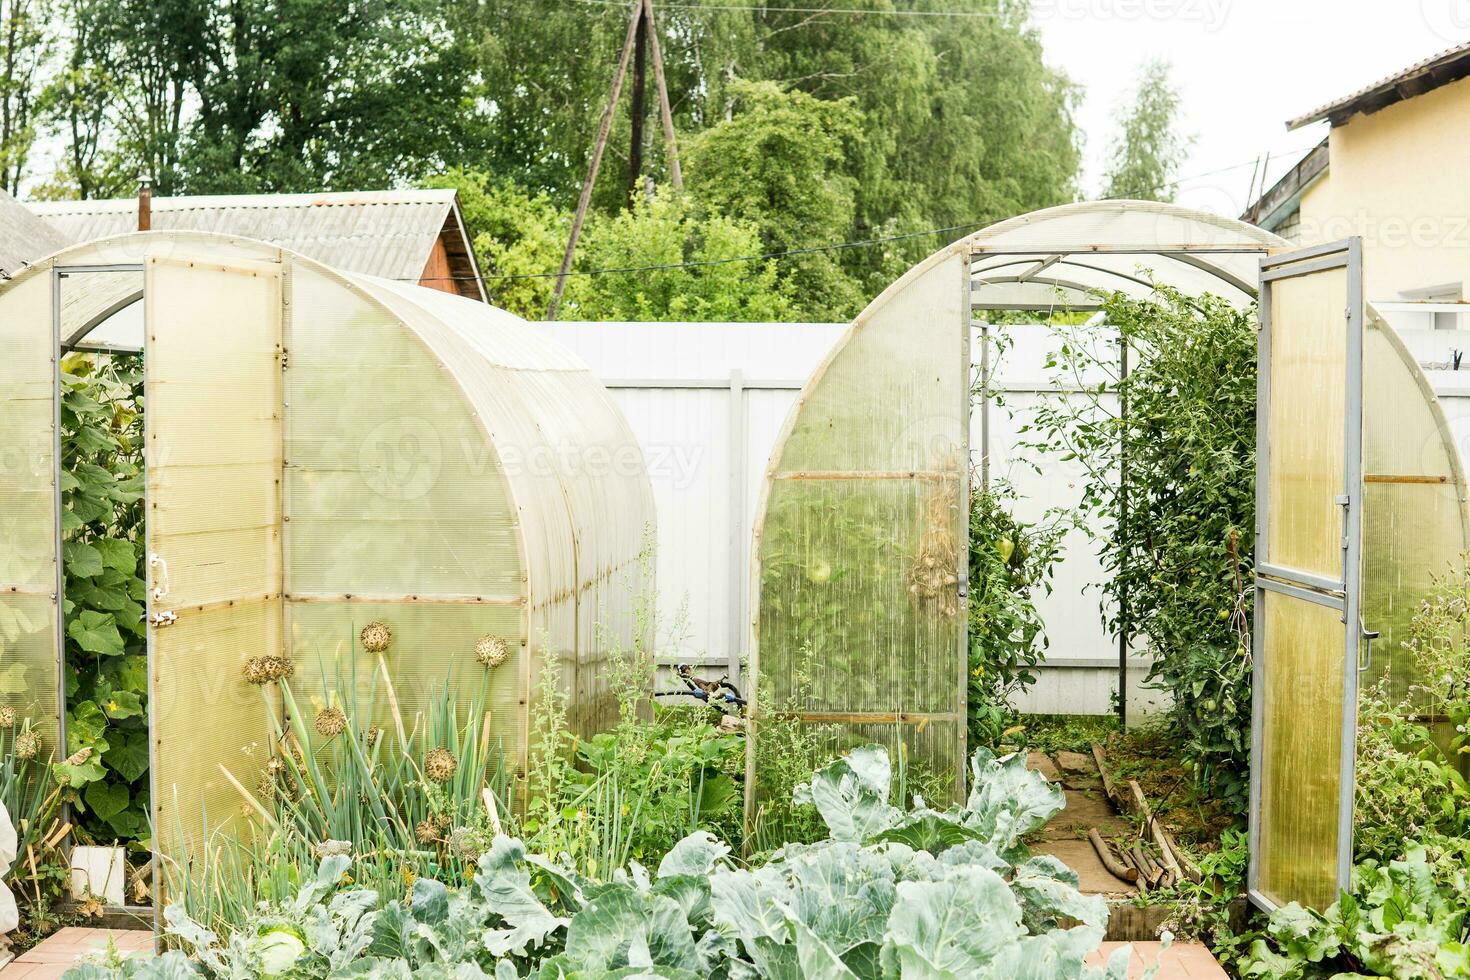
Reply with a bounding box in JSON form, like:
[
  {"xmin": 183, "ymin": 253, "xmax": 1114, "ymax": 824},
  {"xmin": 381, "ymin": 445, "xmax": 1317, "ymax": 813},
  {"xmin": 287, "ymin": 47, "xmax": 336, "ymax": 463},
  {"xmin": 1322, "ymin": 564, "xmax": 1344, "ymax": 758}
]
[{"xmin": 538, "ymin": 320, "xmax": 1146, "ymax": 714}]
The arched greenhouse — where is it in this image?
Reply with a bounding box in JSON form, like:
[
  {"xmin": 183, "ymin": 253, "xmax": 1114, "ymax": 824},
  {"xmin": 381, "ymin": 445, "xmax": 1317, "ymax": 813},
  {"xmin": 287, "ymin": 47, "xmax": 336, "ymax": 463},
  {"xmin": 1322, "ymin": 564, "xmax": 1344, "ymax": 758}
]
[{"xmin": 0, "ymin": 230, "xmax": 654, "ymax": 898}]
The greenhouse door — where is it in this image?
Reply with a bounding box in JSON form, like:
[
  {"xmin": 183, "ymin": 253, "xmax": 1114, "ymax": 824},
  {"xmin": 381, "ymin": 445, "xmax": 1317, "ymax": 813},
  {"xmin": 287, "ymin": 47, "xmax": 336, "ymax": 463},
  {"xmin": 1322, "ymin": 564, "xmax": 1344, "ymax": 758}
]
[
  {"xmin": 143, "ymin": 251, "xmax": 283, "ymax": 903},
  {"xmin": 1250, "ymin": 239, "xmax": 1363, "ymax": 912}
]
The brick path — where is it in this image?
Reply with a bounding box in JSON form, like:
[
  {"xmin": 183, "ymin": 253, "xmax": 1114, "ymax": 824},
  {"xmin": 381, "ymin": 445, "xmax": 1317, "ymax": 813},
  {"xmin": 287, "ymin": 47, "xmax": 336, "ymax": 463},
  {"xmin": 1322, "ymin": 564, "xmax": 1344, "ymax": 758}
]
[
  {"xmin": 1, "ymin": 928, "xmax": 152, "ymax": 978},
  {"xmin": 1088, "ymin": 941, "xmax": 1230, "ymax": 978}
]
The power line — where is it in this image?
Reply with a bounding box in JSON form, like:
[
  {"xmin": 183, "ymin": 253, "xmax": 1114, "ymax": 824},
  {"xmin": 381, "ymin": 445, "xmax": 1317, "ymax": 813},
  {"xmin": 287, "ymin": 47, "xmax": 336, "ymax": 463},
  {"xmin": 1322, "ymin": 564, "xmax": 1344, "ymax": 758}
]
[
  {"xmin": 568, "ymin": 0, "xmax": 1006, "ymax": 18},
  {"xmin": 412, "ymin": 218, "xmax": 994, "ymax": 283}
]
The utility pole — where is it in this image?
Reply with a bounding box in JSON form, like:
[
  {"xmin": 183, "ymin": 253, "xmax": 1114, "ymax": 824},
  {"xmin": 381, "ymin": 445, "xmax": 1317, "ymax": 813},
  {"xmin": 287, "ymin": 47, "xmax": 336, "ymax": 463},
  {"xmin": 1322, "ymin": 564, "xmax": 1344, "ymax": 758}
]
[
  {"xmin": 547, "ymin": 0, "xmax": 684, "ymax": 321},
  {"xmin": 627, "ymin": 9, "xmax": 648, "ymax": 204}
]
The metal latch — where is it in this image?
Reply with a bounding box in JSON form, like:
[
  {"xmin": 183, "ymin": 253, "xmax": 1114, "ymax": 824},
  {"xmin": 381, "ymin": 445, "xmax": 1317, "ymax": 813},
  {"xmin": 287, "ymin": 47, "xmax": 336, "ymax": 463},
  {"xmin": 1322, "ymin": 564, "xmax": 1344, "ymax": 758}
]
[
  {"xmin": 1357, "ymin": 620, "xmax": 1381, "ymax": 673},
  {"xmin": 149, "ymin": 610, "xmax": 178, "ymax": 629}
]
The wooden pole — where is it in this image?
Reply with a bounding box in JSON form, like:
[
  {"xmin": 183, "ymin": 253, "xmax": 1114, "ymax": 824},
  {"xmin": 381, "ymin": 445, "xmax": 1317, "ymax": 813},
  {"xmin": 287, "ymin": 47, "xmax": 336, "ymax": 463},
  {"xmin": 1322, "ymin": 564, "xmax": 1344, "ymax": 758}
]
[
  {"xmin": 642, "ymin": 0, "xmax": 683, "ymax": 190},
  {"xmin": 546, "ymin": 0, "xmax": 644, "ymax": 321},
  {"xmin": 627, "ymin": 9, "xmax": 648, "ymax": 204}
]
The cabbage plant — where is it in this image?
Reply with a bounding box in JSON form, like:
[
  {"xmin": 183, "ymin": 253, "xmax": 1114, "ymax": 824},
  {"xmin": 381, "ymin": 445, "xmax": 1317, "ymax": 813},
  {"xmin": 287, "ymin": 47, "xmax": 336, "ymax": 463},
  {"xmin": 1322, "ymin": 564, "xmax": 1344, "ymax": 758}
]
[{"xmin": 63, "ymin": 745, "xmax": 1156, "ymax": 979}]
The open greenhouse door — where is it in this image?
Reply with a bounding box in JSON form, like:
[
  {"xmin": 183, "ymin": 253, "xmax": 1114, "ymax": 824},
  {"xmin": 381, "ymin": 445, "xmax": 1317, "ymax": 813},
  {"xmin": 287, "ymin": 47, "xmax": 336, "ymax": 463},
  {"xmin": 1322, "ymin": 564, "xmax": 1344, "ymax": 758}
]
[
  {"xmin": 0, "ymin": 270, "xmax": 62, "ymax": 750},
  {"xmin": 1250, "ymin": 239, "xmax": 1363, "ymax": 912},
  {"xmin": 144, "ymin": 250, "xmax": 284, "ymax": 905}
]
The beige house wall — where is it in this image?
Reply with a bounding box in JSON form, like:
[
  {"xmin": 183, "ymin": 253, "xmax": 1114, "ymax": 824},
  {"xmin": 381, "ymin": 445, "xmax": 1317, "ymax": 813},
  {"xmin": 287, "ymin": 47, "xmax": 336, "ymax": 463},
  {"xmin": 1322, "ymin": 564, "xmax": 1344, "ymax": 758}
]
[{"xmin": 1297, "ymin": 74, "xmax": 1470, "ymax": 302}]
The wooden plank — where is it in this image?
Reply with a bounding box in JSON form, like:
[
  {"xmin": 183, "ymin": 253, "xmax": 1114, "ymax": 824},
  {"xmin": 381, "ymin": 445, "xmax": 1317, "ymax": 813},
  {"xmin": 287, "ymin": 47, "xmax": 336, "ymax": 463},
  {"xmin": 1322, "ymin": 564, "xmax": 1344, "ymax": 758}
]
[{"xmin": 1364, "ymin": 473, "xmax": 1449, "ymax": 485}]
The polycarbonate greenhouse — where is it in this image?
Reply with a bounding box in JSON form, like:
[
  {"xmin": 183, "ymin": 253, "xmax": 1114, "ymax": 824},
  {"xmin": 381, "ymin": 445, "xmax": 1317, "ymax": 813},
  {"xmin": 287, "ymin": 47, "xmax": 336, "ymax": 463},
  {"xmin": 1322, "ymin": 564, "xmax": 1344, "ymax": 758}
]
[
  {"xmin": 0, "ymin": 231, "xmax": 653, "ymax": 892},
  {"xmin": 748, "ymin": 202, "xmax": 1470, "ymax": 915},
  {"xmin": 747, "ymin": 201, "xmax": 1285, "ymax": 814}
]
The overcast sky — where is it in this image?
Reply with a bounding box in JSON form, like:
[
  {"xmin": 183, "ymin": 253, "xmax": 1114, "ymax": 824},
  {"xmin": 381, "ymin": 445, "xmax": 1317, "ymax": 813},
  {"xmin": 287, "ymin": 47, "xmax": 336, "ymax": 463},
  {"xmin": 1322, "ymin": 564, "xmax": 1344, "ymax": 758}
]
[{"xmin": 1033, "ymin": 0, "xmax": 1467, "ymax": 216}]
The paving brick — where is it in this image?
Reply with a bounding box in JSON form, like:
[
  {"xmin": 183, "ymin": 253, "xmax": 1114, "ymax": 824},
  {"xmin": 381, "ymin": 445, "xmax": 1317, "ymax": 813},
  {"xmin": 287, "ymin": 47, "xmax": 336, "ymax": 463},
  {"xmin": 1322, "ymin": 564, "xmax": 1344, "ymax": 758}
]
[{"xmin": 1086, "ymin": 941, "xmax": 1228, "ymax": 979}]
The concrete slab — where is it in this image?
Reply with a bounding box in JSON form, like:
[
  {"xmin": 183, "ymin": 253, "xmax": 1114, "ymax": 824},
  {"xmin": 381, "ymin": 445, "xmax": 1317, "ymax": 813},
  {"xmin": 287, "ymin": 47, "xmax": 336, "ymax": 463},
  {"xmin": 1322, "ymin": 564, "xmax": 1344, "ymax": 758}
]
[{"xmin": 1027, "ymin": 750, "xmax": 1061, "ymax": 781}]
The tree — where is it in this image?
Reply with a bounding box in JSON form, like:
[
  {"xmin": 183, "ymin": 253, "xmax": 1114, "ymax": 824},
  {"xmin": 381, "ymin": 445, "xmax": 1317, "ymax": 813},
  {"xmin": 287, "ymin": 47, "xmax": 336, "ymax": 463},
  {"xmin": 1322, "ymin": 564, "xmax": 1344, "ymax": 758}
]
[
  {"xmin": 1102, "ymin": 59, "xmax": 1191, "ymax": 203},
  {"xmin": 564, "ymin": 192, "xmax": 797, "ymax": 322},
  {"xmin": 685, "ymin": 80, "xmax": 864, "ymax": 319},
  {"xmin": 0, "ymin": 0, "xmax": 56, "ymax": 195},
  {"xmin": 428, "ymin": 169, "xmax": 571, "ymax": 320}
]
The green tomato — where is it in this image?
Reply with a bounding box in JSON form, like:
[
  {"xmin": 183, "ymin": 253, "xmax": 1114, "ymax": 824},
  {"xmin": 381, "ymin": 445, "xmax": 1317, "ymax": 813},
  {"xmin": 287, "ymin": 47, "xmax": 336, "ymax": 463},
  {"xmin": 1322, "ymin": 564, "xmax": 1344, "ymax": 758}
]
[
  {"xmin": 806, "ymin": 559, "xmax": 832, "ymax": 584},
  {"xmin": 996, "ymin": 537, "xmax": 1015, "ymax": 564}
]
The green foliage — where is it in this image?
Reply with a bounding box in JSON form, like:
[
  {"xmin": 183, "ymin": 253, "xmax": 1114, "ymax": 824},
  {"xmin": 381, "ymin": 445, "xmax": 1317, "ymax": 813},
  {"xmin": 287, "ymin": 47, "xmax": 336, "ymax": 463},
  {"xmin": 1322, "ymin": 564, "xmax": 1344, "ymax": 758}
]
[
  {"xmin": 967, "ymin": 487, "xmax": 1063, "ymax": 747},
  {"xmin": 1240, "ymin": 839, "xmax": 1470, "ymax": 979},
  {"xmin": 565, "ymin": 192, "xmax": 799, "ymax": 322},
  {"xmin": 69, "ymin": 744, "xmax": 1157, "ymax": 979},
  {"xmin": 426, "ymin": 170, "xmax": 570, "ymax": 320},
  {"xmin": 59, "ymin": 354, "xmax": 150, "ymax": 844},
  {"xmin": 1101, "ymin": 60, "xmax": 1190, "ymax": 203},
  {"xmin": 1024, "ymin": 286, "xmax": 1257, "ymax": 812},
  {"xmin": 685, "ymin": 79, "xmax": 866, "ymax": 319}
]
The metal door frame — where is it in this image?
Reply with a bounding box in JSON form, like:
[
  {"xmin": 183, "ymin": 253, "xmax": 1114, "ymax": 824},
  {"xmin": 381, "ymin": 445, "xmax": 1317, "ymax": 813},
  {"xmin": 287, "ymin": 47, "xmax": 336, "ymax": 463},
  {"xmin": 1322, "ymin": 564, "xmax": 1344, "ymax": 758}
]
[{"xmin": 1248, "ymin": 238, "xmax": 1363, "ymax": 911}]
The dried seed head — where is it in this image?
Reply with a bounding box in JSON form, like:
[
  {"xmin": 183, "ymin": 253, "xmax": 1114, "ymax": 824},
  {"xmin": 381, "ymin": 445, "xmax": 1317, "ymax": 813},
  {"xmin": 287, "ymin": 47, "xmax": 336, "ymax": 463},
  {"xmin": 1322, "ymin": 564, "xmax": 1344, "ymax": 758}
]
[
  {"xmin": 243, "ymin": 656, "xmax": 272, "ymax": 685},
  {"xmin": 363, "ymin": 725, "xmax": 382, "ymax": 749},
  {"xmin": 436, "ymin": 811, "xmax": 454, "ymax": 831},
  {"xmin": 266, "ymin": 756, "xmax": 287, "ymax": 777},
  {"xmin": 424, "ymin": 747, "xmax": 457, "ymax": 784},
  {"xmin": 360, "ymin": 621, "xmax": 392, "ymax": 654},
  {"xmin": 244, "ymin": 655, "xmax": 295, "ymax": 685},
  {"xmin": 65, "ymin": 746, "xmax": 92, "ymax": 767},
  {"xmin": 255, "ymin": 772, "xmax": 276, "ymax": 802},
  {"xmin": 414, "ymin": 819, "xmax": 438, "ymax": 845},
  {"xmin": 13, "ymin": 731, "xmax": 40, "ymax": 761},
  {"xmin": 315, "ymin": 706, "xmax": 348, "ymax": 740},
  {"xmin": 0, "ymin": 706, "xmax": 16, "ymax": 729},
  {"xmin": 314, "ymin": 839, "xmax": 352, "ymax": 859},
  {"xmin": 474, "ymin": 635, "xmax": 510, "ymax": 670}
]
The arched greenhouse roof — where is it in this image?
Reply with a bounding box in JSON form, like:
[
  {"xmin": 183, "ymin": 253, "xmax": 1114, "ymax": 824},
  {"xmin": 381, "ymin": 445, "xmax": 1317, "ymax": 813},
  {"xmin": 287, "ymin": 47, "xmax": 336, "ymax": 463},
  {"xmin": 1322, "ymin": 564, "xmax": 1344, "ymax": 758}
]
[{"xmin": 965, "ymin": 200, "xmax": 1289, "ymax": 311}]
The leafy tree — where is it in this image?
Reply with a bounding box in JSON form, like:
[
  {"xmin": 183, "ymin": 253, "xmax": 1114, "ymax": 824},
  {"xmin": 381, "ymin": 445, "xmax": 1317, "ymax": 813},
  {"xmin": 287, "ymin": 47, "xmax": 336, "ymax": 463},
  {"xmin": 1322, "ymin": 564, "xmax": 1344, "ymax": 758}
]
[
  {"xmin": 0, "ymin": 0, "xmax": 57, "ymax": 195},
  {"xmin": 564, "ymin": 191, "xmax": 798, "ymax": 322},
  {"xmin": 1102, "ymin": 59, "xmax": 1190, "ymax": 203},
  {"xmin": 686, "ymin": 79, "xmax": 864, "ymax": 320},
  {"xmin": 427, "ymin": 169, "xmax": 571, "ymax": 320},
  {"xmin": 1023, "ymin": 286, "xmax": 1256, "ymax": 812}
]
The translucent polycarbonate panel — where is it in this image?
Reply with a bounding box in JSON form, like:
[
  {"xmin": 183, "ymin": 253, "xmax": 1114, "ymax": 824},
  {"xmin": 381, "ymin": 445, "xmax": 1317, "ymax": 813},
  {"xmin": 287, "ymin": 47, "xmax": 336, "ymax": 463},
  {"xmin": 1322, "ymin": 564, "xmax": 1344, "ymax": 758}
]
[
  {"xmin": 288, "ymin": 601, "xmax": 527, "ymax": 776},
  {"xmin": 58, "ymin": 269, "xmax": 142, "ymax": 349},
  {"xmin": 151, "ymin": 599, "xmax": 278, "ymax": 860},
  {"xmin": 0, "ymin": 595, "xmax": 59, "ymax": 750},
  {"xmin": 0, "ymin": 273, "xmax": 59, "ymax": 590},
  {"xmin": 350, "ymin": 274, "xmax": 656, "ymax": 755},
  {"xmin": 753, "ymin": 250, "xmax": 968, "ymax": 802},
  {"xmin": 1267, "ymin": 267, "xmax": 1348, "ymax": 579},
  {"xmin": 0, "ymin": 270, "xmax": 60, "ymax": 744},
  {"xmin": 1361, "ymin": 317, "xmax": 1470, "ymax": 701},
  {"xmin": 1257, "ymin": 593, "xmax": 1345, "ymax": 911},
  {"xmin": 285, "ymin": 268, "xmax": 522, "ymax": 599},
  {"xmin": 146, "ymin": 252, "xmax": 283, "ymax": 883},
  {"xmin": 964, "ymin": 201, "xmax": 1282, "ymax": 310}
]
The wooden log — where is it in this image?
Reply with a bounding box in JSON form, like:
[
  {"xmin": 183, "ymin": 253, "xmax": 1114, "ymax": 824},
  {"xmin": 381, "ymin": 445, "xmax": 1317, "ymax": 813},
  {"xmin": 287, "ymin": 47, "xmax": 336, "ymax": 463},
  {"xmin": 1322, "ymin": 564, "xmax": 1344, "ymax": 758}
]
[
  {"xmin": 1088, "ymin": 828, "xmax": 1138, "ymax": 885},
  {"xmin": 1162, "ymin": 826, "xmax": 1204, "ymax": 884},
  {"xmin": 1130, "ymin": 845, "xmax": 1162, "ymax": 887},
  {"xmin": 641, "ymin": 0, "xmax": 683, "ymax": 189},
  {"xmin": 1090, "ymin": 740, "xmax": 1123, "ymax": 808},
  {"xmin": 1127, "ymin": 778, "xmax": 1186, "ymax": 884}
]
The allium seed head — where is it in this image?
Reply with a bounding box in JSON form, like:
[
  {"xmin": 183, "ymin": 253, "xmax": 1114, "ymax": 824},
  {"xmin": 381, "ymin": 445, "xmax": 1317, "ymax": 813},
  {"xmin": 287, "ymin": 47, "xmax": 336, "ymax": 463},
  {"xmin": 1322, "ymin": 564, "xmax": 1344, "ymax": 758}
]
[
  {"xmin": 13, "ymin": 731, "xmax": 40, "ymax": 761},
  {"xmin": 424, "ymin": 747, "xmax": 457, "ymax": 784},
  {"xmin": 360, "ymin": 621, "xmax": 392, "ymax": 653},
  {"xmin": 315, "ymin": 706, "xmax": 347, "ymax": 739},
  {"xmin": 474, "ymin": 635, "xmax": 510, "ymax": 669}
]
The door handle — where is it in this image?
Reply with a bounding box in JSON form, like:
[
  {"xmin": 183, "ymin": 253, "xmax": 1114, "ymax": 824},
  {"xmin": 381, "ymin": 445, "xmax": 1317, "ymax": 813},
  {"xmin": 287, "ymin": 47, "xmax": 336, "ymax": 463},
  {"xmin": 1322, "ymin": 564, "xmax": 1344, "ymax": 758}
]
[{"xmin": 1357, "ymin": 620, "xmax": 1381, "ymax": 673}]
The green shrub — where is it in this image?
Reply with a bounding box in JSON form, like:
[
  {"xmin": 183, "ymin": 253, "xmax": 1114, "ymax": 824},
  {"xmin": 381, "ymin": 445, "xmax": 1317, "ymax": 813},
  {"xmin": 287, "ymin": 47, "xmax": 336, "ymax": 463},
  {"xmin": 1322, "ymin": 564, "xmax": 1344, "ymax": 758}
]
[
  {"xmin": 1024, "ymin": 285, "xmax": 1256, "ymax": 812},
  {"xmin": 967, "ymin": 486, "xmax": 1063, "ymax": 747}
]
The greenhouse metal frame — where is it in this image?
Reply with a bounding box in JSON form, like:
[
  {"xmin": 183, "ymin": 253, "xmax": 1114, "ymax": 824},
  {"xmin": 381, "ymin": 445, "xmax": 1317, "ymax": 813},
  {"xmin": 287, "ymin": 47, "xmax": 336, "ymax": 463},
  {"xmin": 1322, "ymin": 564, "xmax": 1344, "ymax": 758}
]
[{"xmin": 0, "ymin": 230, "xmax": 655, "ymax": 911}]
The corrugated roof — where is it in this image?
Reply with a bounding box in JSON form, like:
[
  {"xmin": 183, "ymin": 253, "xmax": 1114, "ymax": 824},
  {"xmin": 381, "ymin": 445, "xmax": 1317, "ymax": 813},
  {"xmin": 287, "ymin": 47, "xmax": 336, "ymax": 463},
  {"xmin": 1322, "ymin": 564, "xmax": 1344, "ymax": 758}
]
[
  {"xmin": 0, "ymin": 188, "xmax": 65, "ymax": 278},
  {"xmin": 28, "ymin": 189, "xmax": 485, "ymax": 299},
  {"xmin": 1288, "ymin": 40, "xmax": 1470, "ymax": 130}
]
